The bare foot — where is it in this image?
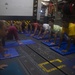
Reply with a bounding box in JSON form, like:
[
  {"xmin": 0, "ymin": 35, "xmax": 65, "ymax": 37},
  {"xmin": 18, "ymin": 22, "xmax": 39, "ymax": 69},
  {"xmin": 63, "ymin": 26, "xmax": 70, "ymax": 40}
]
[
  {"xmin": 4, "ymin": 54, "xmax": 11, "ymax": 57},
  {"xmin": 0, "ymin": 64, "xmax": 8, "ymax": 69}
]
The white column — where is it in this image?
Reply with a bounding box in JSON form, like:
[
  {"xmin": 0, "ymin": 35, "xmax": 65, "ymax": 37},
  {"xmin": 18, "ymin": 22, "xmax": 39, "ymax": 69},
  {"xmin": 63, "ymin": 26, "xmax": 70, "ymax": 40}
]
[{"xmin": 37, "ymin": 0, "xmax": 43, "ymax": 20}]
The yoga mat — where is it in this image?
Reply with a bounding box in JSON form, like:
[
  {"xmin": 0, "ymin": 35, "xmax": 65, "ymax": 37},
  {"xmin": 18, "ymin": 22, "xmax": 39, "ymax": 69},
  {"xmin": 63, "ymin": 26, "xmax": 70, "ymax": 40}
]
[
  {"xmin": 4, "ymin": 39, "xmax": 35, "ymax": 48},
  {"xmin": 50, "ymin": 43, "xmax": 75, "ymax": 55},
  {"xmin": 0, "ymin": 48, "xmax": 19, "ymax": 59},
  {"xmin": 42, "ymin": 39, "xmax": 66, "ymax": 47},
  {"xmin": 33, "ymin": 35, "xmax": 48, "ymax": 40}
]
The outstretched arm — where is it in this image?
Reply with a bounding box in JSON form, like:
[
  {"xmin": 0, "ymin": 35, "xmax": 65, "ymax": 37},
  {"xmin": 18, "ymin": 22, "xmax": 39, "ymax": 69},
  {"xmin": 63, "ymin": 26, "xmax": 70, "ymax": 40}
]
[
  {"xmin": 38, "ymin": 26, "xmax": 42, "ymax": 36},
  {"xmin": 41, "ymin": 30, "xmax": 48, "ymax": 38},
  {"xmin": 31, "ymin": 26, "xmax": 38, "ymax": 37}
]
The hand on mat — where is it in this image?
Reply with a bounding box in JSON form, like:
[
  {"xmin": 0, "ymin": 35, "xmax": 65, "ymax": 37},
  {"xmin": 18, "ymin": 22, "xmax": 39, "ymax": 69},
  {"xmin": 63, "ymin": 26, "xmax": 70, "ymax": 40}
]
[
  {"xmin": 0, "ymin": 64, "xmax": 8, "ymax": 70},
  {"xmin": 17, "ymin": 41, "xmax": 23, "ymax": 45}
]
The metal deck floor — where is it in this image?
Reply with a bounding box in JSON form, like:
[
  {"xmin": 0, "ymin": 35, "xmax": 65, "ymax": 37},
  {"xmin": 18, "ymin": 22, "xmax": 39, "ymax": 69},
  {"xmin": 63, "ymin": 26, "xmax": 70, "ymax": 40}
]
[{"xmin": 0, "ymin": 33, "xmax": 75, "ymax": 75}]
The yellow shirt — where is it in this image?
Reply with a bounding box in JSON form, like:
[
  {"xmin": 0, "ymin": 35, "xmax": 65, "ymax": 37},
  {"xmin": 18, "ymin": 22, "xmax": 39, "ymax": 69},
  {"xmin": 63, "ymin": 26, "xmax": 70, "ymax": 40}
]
[
  {"xmin": 62, "ymin": 23, "xmax": 75, "ymax": 36},
  {"xmin": 68, "ymin": 23, "xmax": 75, "ymax": 36}
]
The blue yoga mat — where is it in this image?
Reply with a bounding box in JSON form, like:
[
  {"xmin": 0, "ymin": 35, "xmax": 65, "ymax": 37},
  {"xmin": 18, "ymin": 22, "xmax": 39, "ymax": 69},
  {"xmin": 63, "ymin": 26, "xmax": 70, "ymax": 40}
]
[
  {"xmin": 33, "ymin": 35, "xmax": 48, "ymax": 40},
  {"xmin": 41, "ymin": 39, "xmax": 66, "ymax": 47},
  {"xmin": 24, "ymin": 31, "xmax": 35, "ymax": 37},
  {"xmin": 0, "ymin": 48, "xmax": 19, "ymax": 60},
  {"xmin": 41, "ymin": 40, "xmax": 57, "ymax": 47},
  {"xmin": 50, "ymin": 43, "xmax": 75, "ymax": 55},
  {"xmin": 0, "ymin": 62, "xmax": 25, "ymax": 75},
  {"xmin": 4, "ymin": 39, "xmax": 35, "ymax": 48}
]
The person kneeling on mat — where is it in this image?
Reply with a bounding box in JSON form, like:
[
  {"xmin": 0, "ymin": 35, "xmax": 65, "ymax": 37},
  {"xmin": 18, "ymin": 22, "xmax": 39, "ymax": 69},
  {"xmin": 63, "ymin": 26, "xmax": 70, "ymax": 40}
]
[
  {"xmin": 58, "ymin": 20, "xmax": 75, "ymax": 52},
  {"xmin": 0, "ymin": 20, "xmax": 10, "ymax": 69}
]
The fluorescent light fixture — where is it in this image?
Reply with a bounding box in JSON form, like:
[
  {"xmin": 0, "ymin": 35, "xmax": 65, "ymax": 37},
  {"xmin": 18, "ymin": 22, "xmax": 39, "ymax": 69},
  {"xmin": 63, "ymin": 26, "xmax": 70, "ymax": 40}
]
[
  {"xmin": 41, "ymin": 2, "xmax": 46, "ymax": 5},
  {"xmin": 41, "ymin": 1, "xmax": 49, "ymax": 5},
  {"xmin": 43, "ymin": 0, "xmax": 50, "ymax": 1}
]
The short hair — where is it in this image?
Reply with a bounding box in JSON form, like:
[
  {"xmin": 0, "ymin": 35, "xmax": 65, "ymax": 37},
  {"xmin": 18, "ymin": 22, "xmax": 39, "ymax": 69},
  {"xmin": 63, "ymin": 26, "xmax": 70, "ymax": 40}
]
[{"xmin": 0, "ymin": 20, "xmax": 4, "ymax": 29}]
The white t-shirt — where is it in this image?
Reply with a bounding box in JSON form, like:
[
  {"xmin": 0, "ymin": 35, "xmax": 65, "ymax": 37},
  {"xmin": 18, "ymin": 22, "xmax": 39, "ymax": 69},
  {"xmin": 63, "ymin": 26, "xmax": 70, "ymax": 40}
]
[{"xmin": 43, "ymin": 23, "xmax": 51, "ymax": 31}]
